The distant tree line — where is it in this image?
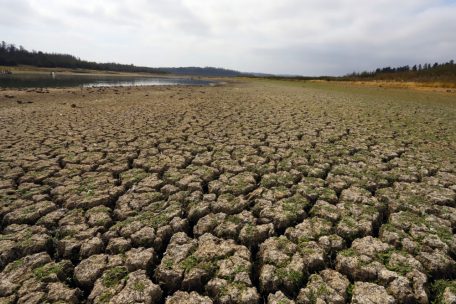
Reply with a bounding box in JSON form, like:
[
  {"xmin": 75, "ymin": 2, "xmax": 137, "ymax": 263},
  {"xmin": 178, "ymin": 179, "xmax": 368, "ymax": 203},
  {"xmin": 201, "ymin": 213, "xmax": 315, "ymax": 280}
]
[
  {"xmin": 344, "ymin": 60, "xmax": 456, "ymax": 82},
  {"xmin": 0, "ymin": 41, "xmax": 165, "ymax": 73},
  {"xmin": 0, "ymin": 41, "xmax": 245, "ymax": 76},
  {"xmin": 160, "ymin": 67, "xmax": 242, "ymax": 77}
]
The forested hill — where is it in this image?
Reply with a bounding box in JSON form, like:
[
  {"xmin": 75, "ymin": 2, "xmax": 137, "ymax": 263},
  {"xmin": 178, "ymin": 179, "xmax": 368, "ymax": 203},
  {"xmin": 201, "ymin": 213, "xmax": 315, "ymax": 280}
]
[
  {"xmin": 344, "ymin": 60, "xmax": 456, "ymax": 82},
  {"xmin": 0, "ymin": 41, "xmax": 165, "ymax": 74},
  {"xmin": 0, "ymin": 42, "xmax": 243, "ymax": 76},
  {"xmin": 159, "ymin": 67, "xmax": 242, "ymax": 77}
]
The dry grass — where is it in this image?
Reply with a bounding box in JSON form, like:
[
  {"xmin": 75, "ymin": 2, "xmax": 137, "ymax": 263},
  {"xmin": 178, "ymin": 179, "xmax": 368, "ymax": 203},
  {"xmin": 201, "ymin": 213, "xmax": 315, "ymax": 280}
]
[
  {"xmin": 0, "ymin": 65, "xmax": 165, "ymax": 77},
  {"xmin": 315, "ymin": 79, "xmax": 456, "ymax": 92}
]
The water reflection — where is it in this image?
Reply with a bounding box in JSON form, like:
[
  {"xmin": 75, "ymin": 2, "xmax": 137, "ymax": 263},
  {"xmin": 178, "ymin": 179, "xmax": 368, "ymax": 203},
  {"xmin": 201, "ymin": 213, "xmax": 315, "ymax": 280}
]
[
  {"xmin": 82, "ymin": 77, "xmax": 211, "ymax": 87},
  {"xmin": 0, "ymin": 73, "xmax": 213, "ymax": 88}
]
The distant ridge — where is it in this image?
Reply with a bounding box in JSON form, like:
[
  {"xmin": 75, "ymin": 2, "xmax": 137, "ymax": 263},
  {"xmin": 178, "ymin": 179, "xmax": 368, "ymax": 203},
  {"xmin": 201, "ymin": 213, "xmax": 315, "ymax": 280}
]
[
  {"xmin": 159, "ymin": 67, "xmax": 242, "ymax": 77},
  {"xmin": 0, "ymin": 41, "xmax": 165, "ymax": 74},
  {"xmin": 0, "ymin": 41, "xmax": 244, "ymax": 77}
]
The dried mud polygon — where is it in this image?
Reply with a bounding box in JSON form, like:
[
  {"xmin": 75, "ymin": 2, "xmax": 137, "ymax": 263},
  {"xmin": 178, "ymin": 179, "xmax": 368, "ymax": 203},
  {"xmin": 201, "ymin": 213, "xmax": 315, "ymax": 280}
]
[{"xmin": 0, "ymin": 81, "xmax": 455, "ymax": 303}]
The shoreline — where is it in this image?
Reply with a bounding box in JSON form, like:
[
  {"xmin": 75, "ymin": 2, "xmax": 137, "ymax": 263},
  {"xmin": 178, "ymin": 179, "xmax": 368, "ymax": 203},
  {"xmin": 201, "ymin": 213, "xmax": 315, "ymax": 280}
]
[{"xmin": 3, "ymin": 66, "xmax": 455, "ymax": 93}]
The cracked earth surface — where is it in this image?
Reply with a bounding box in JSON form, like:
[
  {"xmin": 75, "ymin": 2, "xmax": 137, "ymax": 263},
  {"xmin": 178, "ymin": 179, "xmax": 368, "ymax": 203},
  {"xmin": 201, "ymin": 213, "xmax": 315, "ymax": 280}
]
[{"xmin": 0, "ymin": 80, "xmax": 455, "ymax": 303}]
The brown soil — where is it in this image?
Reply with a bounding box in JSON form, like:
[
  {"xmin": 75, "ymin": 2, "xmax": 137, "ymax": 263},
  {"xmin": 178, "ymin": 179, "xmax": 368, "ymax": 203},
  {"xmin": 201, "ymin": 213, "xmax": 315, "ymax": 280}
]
[{"xmin": 0, "ymin": 80, "xmax": 455, "ymax": 303}]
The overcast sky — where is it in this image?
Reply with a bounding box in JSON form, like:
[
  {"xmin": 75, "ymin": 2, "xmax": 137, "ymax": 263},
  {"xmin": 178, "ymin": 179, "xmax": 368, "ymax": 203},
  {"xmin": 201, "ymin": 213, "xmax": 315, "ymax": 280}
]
[{"xmin": 1, "ymin": 0, "xmax": 455, "ymax": 75}]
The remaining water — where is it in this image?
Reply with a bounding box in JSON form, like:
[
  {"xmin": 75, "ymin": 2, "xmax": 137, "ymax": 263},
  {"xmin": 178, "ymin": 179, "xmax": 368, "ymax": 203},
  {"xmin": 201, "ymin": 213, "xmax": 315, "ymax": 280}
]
[{"xmin": 0, "ymin": 73, "xmax": 214, "ymax": 88}]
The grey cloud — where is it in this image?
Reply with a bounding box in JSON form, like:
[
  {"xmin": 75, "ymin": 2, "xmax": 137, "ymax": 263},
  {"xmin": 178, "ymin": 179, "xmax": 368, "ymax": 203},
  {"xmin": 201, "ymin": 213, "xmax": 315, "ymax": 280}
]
[{"xmin": 0, "ymin": 0, "xmax": 455, "ymax": 75}]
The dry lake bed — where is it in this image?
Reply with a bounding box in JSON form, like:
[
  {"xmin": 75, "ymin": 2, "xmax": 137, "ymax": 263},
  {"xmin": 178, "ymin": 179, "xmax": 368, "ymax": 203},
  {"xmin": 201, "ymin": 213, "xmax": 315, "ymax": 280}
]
[{"xmin": 0, "ymin": 79, "xmax": 455, "ymax": 303}]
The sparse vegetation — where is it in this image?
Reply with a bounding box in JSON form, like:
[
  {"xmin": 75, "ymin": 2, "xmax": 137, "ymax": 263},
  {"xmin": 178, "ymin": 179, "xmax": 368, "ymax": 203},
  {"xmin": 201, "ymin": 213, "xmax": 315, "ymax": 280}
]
[
  {"xmin": 0, "ymin": 79, "xmax": 454, "ymax": 303},
  {"xmin": 101, "ymin": 267, "xmax": 129, "ymax": 288}
]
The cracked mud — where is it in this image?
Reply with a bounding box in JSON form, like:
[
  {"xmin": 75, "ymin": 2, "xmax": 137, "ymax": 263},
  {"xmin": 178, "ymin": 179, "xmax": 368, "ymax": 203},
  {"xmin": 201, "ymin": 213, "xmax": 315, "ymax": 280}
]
[{"xmin": 0, "ymin": 80, "xmax": 455, "ymax": 303}]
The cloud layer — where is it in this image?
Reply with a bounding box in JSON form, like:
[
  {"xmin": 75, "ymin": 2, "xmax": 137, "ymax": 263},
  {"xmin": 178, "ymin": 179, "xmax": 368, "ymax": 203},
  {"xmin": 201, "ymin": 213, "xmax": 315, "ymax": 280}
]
[{"xmin": 1, "ymin": 0, "xmax": 455, "ymax": 75}]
